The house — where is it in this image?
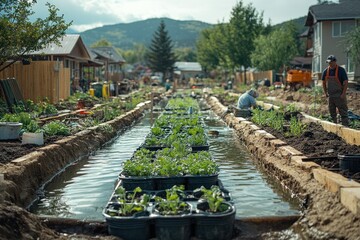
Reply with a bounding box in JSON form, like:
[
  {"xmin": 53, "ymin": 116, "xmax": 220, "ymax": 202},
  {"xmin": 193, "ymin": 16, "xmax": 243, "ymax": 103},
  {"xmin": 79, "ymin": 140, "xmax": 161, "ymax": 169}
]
[
  {"xmin": 173, "ymin": 62, "xmax": 203, "ymax": 86},
  {"xmin": 305, "ymin": 0, "xmax": 360, "ymax": 85},
  {"xmin": 29, "ymin": 34, "xmax": 93, "ymax": 89},
  {"xmin": 0, "ymin": 34, "xmax": 96, "ymax": 103},
  {"xmin": 89, "ymin": 46, "xmax": 126, "ymax": 83}
]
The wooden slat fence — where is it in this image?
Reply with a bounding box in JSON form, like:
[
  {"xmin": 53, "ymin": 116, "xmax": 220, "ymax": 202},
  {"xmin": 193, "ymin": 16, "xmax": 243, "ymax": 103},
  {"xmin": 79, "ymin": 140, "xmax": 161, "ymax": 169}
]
[
  {"xmin": 235, "ymin": 70, "xmax": 273, "ymax": 85},
  {"xmin": 0, "ymin": 61, "xmax": 70, "ymax": 103}
]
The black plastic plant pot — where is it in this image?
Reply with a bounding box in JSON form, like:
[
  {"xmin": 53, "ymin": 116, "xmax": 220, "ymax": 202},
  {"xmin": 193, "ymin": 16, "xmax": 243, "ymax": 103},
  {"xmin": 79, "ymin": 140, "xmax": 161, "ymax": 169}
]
[
  {"xmin": 191, "ymin": 144, "xmax": 210, "ymax": 152},
  {"xmin": 103, "ymin": 203, "xmax": 151, "ymax": 240},
  {"xmin": 338, "ymin": 154, "xmax": 360, "ymax": 173},
  {"xmin": 119, "ymin": 175, "xmax": 156, "ymax": 191},
  {"xmin": 194, "ymin": 202, "xmax": 236, "ymax": 240},
  {"xmin": 154, "ymin": 216, "xmax": 192, "ymax": 240},
  {"xmin": 186, "ymin": 174, "xmax": 218, "ymax": 190},
  {"xmin": 156, "ymin": 176, "xmax": 186, "ymax": 190},
  {"xmin": 105, "ymin": 216, "xmax": 151, "ymax": 240}
]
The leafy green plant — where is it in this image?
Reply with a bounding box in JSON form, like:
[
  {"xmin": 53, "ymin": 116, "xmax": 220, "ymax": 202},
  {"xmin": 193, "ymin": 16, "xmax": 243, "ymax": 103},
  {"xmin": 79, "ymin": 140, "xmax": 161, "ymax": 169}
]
[
  {"xmin": 195, "ymin": 185, "xmax": 228, "ymax": 213},
  {"xmin": 24, "ymin": 120, "xmax": 41, "ymax": 133},
  {"xmin": 122, "ymin": 156, "xmax": 154, "ymax": 177},
  {"xmin": 151, "ymin": 126, "xmax": 165, "ymax": 136},
  {"xmin": 267, "ymin": 111, "xmax": 284, "ymax": 132},
  {"xmin": 182, "ymin": 151, "xmax": 218, "ymax": 175},
  {"xmin": 36, "ymin": 101, "xmax": 58, "ymax": 116},
  {"xmin": 107, "ymin": 186, "xmax": 150, "ymax": 216},
  {"xmin": 154, "ymin": 185, "xmax": 190, "ymax": 215},
  {"xmin": 154, "ymin": 156, "xmax": 183, "ymax": 177},
  {"xmin": 42, "ymin": 121, "xmax": 70, "ymax": 136},
  {"xmin": 251, "ymin": 108, "xmax": 267, "ymax": 126},
  {"xmin": 286, "ymin": 117, "xmax": 307, "ymax": 137}
]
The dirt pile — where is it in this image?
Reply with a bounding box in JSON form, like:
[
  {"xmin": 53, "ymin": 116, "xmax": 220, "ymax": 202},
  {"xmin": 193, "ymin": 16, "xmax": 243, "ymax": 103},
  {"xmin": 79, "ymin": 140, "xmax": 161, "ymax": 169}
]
[{"xmin": 0, "ymin": 201, "xmax": 63, "ymax": 240}]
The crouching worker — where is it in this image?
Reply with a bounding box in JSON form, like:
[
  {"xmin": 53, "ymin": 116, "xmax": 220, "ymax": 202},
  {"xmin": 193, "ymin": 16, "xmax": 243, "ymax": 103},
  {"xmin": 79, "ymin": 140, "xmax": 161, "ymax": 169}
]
[{"xmin": 236, "ymin": 89, "xmax": 259, "ymax": 117}]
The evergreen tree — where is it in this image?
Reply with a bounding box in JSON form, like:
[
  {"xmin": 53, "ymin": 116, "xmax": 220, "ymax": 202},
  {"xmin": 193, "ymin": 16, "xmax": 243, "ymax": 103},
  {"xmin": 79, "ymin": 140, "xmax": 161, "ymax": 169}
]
[{"xmin": 146, "ymin": 20, "xmax": 176, "ymax": 81}]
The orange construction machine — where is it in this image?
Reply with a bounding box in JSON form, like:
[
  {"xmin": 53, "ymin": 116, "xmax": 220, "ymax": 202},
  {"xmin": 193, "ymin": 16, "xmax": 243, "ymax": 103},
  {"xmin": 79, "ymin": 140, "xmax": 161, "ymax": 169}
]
[{"xmin": 286, "ymin": 69, "xmax": 312, "ymax": 90}]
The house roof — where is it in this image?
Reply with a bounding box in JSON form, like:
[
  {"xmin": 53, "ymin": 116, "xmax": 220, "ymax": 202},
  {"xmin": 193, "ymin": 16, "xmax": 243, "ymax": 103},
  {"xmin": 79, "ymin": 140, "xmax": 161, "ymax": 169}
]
[
  {"xmin": 90, "ymin": 46, "xmax": 126, "ymax": 64},
  {"xmin": 29, "ymin": 34, "xmax": 91, "ymax": 60},
  {"xmin": 174, "ymin": 62, "xmax": 202, "ymax": 72},
  {"xmin": 306, "ymin": 0, "xmax": 360, "ymax": 26},
  {"xmin": 289, "ymin": 57, "xmax": 312, "ymax": 69}
]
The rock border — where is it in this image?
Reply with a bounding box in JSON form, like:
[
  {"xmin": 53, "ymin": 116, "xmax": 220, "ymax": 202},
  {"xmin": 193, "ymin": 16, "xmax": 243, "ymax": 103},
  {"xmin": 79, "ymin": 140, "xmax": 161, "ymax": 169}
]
[{"xmin": 206, "ymin": 96, "xmax": 360, "ymax": 239}]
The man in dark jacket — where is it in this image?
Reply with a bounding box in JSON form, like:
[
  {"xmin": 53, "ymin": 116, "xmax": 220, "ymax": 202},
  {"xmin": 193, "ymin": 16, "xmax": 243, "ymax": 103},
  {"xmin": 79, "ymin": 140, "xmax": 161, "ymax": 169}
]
[{"xmin": 321, "ymin": 55, "xmax": 349, "ymax": 126}]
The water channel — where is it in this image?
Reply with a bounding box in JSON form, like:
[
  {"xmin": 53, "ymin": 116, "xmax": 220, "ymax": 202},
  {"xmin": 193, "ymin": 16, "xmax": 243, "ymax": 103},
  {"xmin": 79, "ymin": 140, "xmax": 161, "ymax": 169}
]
[{"xmin": 30, "ymin": 109, "xmax": 300, "ymax": 220}]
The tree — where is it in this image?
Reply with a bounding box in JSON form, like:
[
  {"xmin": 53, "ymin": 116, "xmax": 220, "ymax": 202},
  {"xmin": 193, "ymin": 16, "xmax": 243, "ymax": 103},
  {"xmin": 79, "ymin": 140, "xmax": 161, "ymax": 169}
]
[
  {"xmin": 174, "ymin": 48, "xmax": 197, "ymax": 62},
  {"xmin": 226, "ymin": 0, "xmax": 264, "ymax": 83},
  {"xmin": 346, "ymin": 26, "xmax": 360, "ymax": 65},
  {"xmin": 91, "ymin": 39, "xmax": 112, "ymax": 47},
  {"xmin": 251, "ymin": 23, "xmax": 299, "ymax": 71},
  {"xmin": 196, "ymin": 24, "xmax": 230, "ymax": 76},
  {"xmin": 146, "ymin": 20, "xmax": 176, "ymax": 81},
  {"xmin": 0, "ymin": 0, "xmax": 72, "ymax": 72}
]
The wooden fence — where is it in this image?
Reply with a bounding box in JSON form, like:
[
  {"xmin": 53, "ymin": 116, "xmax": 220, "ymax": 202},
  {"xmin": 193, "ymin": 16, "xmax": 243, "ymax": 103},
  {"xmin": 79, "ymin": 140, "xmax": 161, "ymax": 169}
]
[
  {"xmin": 0, "ymin": 61, "xmax": 70, "ymax": 103},
  {"xmin": 235, "ymin": 70, "xmax": 273, "ymax": 85}
]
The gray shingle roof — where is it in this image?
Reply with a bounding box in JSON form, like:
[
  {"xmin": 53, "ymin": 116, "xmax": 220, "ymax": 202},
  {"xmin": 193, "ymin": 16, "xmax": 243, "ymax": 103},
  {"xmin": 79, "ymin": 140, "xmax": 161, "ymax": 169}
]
[
  {"xmin": 306, "ymin": 0, "xmax": 360, "ymax": 25},
  {"xmin": 30, "ymin": 34, "xmax": 84, "ymax": 55},
  {"xmin": 90, "ymin": 46, "xmax": 126, "ymax": 64},
  {"xmin": 174, "ymin": 62, "xmax": 202, "ymax": 71}
]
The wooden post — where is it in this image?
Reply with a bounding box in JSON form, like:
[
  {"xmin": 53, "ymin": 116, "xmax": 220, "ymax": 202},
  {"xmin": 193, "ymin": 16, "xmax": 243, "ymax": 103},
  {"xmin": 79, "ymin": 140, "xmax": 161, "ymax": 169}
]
[
  {"xmin": 0, "ymin": 173, "xmax": 4, "ymax": 203},
  {"xmin": 150, "ymin": 90, "xmax": 154, "ymax": 125}
]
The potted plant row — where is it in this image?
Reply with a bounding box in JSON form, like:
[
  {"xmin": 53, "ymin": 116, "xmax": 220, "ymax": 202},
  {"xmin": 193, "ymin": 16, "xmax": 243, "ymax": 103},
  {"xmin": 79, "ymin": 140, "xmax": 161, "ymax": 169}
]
[
  {"xmin": 142, "ymin": 113, "xmax": 209, "ymax": 151},
  {"xmin": 103, "ymin": 185, "xmax": 235, "ymax": 240},
  {"xmin": 119, "ymin": 145, "xmax": 219, "ymax": 191},
  {"xmin": 105, "ymin": 96, "xmax": 236, "ymax": 240}
]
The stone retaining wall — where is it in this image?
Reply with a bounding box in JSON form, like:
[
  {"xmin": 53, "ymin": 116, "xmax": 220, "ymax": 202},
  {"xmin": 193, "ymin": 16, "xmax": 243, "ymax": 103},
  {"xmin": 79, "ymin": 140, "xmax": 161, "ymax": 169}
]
[{"xmin": 206, "ymin": 96, "xmax": 360, "ymax": 218}]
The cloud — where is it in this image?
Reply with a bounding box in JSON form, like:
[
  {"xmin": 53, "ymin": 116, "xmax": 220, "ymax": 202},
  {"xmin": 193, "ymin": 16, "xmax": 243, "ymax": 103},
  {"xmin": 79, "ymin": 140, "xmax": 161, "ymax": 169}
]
[{"xmin": 30, "ymin": 0, "xmax": 318, "ymax": 32}]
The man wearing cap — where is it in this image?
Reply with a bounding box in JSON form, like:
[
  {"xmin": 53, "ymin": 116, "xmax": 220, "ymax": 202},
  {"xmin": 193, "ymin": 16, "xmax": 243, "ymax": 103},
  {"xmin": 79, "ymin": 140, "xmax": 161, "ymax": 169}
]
[{"xmin": 321, "ymin": 55, "xmax": 349, "ymax": 126}]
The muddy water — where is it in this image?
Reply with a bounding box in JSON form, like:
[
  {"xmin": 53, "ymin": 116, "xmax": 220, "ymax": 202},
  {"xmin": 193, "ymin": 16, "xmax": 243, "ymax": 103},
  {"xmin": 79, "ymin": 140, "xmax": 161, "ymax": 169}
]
[{"xmin": 30, "ymin": 111, "xmax": 299, "ymax": 220}]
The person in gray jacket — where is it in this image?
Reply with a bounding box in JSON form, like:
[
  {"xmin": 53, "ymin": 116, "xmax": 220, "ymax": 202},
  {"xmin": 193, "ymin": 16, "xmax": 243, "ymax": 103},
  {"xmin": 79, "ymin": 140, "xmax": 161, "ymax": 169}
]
[
  {"xmin": 321, "ymin": 55, "xmax": 349, "ymax": 126},
  {"xmin": 237, "ymin": 89, "xmax": 259, "ymax": 110}
]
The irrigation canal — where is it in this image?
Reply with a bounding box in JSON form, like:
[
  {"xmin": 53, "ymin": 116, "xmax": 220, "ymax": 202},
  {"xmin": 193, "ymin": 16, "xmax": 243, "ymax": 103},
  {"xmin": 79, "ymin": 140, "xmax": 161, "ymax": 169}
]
[{"xmin": 29, "ymin": 109, "xmax": 300, "ymax": 220}]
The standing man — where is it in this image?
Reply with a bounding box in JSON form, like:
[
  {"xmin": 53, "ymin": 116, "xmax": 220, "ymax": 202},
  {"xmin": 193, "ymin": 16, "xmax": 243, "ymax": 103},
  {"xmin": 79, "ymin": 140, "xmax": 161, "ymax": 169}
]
[{"xmin": 321, "ymin": 55, "xmax": 349, "ymax": 126}]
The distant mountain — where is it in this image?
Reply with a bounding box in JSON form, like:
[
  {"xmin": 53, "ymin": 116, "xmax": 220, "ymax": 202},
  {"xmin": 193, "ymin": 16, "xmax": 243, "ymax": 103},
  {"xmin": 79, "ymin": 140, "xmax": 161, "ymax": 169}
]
[
  {"xmin": 80, "ymin": 18, "xmax": 213, "ymax": 50},
  {"xmin": 79, "ymin": 16, "xmax": 309, "ymax": 50}
]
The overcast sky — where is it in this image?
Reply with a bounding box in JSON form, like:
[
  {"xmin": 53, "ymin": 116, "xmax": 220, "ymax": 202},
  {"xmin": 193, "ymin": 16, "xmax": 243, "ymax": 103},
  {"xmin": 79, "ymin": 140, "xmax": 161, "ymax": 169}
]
[{"xmin": 31, "ymin": 0, "xmax": 321, "ymax": 32}]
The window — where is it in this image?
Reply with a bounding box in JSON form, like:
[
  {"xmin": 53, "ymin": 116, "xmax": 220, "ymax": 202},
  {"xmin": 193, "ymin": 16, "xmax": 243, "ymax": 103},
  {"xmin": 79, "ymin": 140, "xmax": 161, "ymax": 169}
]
[
  {"xmin": 347, "ymin": 55, "xmax": 354, "ymax": 73},
  {"xmin": 312, "ymin": 55, "xmax": 320, "ymax": 73},
  {"xmin": 314, "ymin": 23, "xmax": 320, "ymax": 42},
  {"xmin": 332, "ymin": 21, "xmax": 355, "ymax": 37}
]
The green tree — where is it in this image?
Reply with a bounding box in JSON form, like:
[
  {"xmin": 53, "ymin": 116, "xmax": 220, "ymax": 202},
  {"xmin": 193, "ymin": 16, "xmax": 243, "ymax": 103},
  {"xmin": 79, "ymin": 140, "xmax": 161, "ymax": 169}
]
[
  {"xmin": 91, "ymin": 39, "xmax": 112, "ymax": 47},
  {"xmin": 196, "ymin": 24, "xmax": 229, "ymax": 74},
  {"xmin": 174, "ymin": 48, "xmax": 197, "ymax": 62},
  {"xmin": 346, "ymin": 26, "xmax": 360, "ymax": 65},
  {"xmin": 251, "ymin": 23, "xmax": 299, "ymax": 71},
  {"xmin": 226, "ymin": 0, "xmax": 264, "ymax": 83},
  {"xmin": 146, "ymin": 20, "xmax": 176, "ymax": 80},
  {"xmin": 120, "ymin": 44, "xmax": 147, "ymax": 64},
  {"xmin": 0, "ymin": 0, "xmax": 72, "ymax": 71}
]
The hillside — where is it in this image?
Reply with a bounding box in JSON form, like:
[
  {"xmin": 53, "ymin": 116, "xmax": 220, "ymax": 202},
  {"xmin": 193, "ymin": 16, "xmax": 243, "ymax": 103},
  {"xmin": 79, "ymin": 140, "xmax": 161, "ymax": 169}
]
[
  {"xmin": 80, "ymin": 18, "xmax": 212, "ymax": 50},
  {"xmin": 80, "ymin": 16, "xmax": 308, "ymax": 50}
]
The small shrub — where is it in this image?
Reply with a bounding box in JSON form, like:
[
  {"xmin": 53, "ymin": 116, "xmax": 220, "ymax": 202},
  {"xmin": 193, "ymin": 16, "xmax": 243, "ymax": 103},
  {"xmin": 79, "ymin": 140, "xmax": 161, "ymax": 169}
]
[{"xmin": 42, "ymin": 121, "xmax": 70, "ymax": 136}]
